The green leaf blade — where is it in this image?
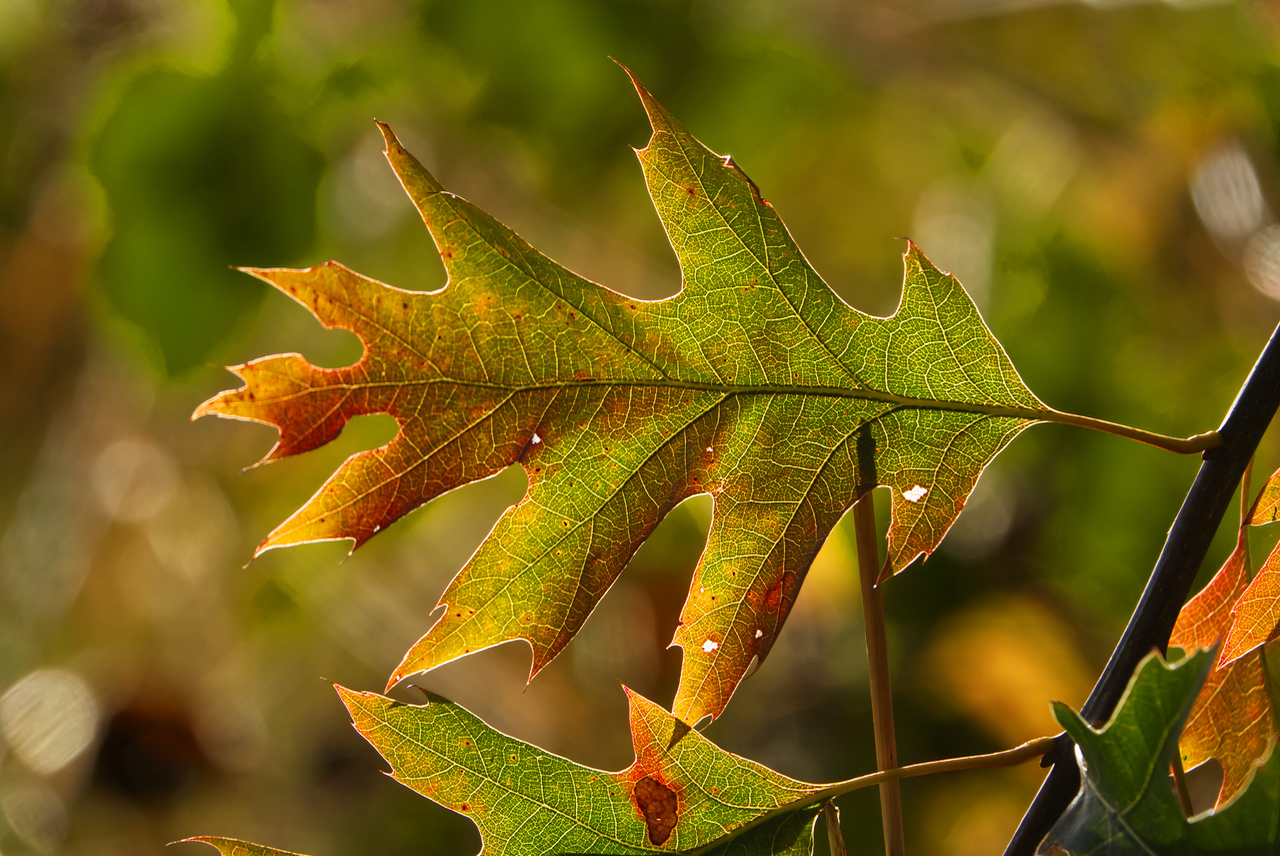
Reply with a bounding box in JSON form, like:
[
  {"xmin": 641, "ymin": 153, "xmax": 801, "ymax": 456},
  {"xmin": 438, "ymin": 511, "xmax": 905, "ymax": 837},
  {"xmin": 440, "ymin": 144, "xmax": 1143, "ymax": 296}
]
[{"xmin": 337, "ymin": 685, "xmax": 823, "ymax": 855}]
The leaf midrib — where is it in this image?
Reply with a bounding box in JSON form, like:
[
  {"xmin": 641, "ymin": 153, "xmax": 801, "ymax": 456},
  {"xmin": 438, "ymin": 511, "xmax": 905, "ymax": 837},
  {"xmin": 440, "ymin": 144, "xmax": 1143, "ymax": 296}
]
[{"xmin": 251, "ymin": 375, "xmax": 1049, "ymax": 424}]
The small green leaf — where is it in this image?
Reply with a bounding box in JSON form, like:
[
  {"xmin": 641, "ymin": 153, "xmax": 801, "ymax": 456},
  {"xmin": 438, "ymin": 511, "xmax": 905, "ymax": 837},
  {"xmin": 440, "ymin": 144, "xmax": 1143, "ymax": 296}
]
[
  {"xmin": 1044, "ymin": 649, "xmax": 1280, "ymax": 854},
  {"xmin": 337, "ymin": 684, "xmax": 823, "ymax": 855}
]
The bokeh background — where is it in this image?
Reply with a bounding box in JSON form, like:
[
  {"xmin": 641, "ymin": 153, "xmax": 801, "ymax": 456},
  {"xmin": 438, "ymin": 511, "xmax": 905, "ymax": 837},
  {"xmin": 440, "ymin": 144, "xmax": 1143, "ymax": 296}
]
[{"xmin": 2, "ymin": 0, "xmax": 1280, "ymax": 853}]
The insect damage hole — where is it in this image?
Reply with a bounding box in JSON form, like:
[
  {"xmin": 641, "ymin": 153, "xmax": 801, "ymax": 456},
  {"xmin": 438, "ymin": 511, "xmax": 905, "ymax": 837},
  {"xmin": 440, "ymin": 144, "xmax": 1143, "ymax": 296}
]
[{"xmin": 902, "ymin": 484, "xmax": 928, "ymax": 503}]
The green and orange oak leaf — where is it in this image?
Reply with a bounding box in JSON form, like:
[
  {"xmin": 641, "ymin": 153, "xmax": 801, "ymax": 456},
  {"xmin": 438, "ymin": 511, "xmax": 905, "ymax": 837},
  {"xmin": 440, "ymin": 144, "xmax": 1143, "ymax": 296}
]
[
  {"xmin": 186, "ymin": 686, "xmax": 826, "ymax": 856},
  {"xmin": 340, "ymin": 684, "xmax": 823, "ymax": 854},
  {"xmin": 195, "ymin": 70, "xmax": 1191, "ymax": 727}
]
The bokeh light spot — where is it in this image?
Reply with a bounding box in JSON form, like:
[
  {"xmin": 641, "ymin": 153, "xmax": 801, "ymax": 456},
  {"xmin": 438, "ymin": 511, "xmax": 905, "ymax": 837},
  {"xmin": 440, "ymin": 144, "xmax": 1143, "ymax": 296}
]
[
  {"xmin": 91, "ymin": 438, "xmax": 179, "ymax": 523},
  {"xmin": 0, "ymin": 669, "xmax": 99, "ymax": 775}
]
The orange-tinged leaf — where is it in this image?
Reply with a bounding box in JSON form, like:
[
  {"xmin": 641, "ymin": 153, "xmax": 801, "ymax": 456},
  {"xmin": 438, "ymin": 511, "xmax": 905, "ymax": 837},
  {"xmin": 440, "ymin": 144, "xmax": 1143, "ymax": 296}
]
[
  {"xmin": 1219, "ymin": 466, "xmax": 1280, "ymax": 669},
  {"xmin": 1171, "ymin": 532, "xmax": 1277, "ymax": 808},
  {"xmin": 1222, "ymin": 541, "xmax": 1280, "ymax": 667},
  {"xmin": 197, "ymin": 72, "xmax": 1061, "ymax": 726},
  {"xmin": 1249, "ymin": 466, "xmax": 1280, "ymax": 526},
  {"xmin": 1172, "ymin": 533, "xmax": 1249, "ymax": 655}
]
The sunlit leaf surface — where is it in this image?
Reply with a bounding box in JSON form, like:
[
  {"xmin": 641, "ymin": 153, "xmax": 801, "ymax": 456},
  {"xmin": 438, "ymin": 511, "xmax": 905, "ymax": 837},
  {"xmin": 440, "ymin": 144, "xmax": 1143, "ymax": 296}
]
[
  {"xmin": 339, "ymin": 685, "xmax": 823, "ymax": 854},
  {"xmin": 1221, "ymin": 467, "xmax": 1280, "ymax": 666},
  {"xmin": 197, "ymin": 72, "xmax": 1057, "ymax": 725},
  {"xmin": 1172, "ymin": 466, "xmax": 1280, "ymax": 809},
  {"xmin": 1170, "ymin": 533, "xmax": 1275, "ymax": 809}
]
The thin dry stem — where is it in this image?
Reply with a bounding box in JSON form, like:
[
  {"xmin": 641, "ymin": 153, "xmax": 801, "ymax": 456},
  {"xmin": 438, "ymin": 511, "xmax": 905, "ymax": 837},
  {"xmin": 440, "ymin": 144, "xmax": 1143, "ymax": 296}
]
[
  {"xmin": 854, "ymin": 491, "xmax": 905, "ymax": 856},
  {"xmin": 688, "ymin": 736, "xmax": 1057, "ymax": 856},
  {"xmin": 1171, "ymin": 752, "xmax": 1194, "ymax": 817}
]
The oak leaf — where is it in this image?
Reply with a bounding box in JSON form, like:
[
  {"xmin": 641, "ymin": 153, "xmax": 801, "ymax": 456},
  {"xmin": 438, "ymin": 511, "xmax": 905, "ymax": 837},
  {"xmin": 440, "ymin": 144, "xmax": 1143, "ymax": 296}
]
[
  {"xmin": 185, "ymin": 687, "xmax": 826, "ymax": 856},
  {"xmin": 198, "ymin": 70, "xmax": 1075, "ymax": 726},
  {"xmin": 340, "ymin": 685, "xmax": 824, "ymax": 854}
]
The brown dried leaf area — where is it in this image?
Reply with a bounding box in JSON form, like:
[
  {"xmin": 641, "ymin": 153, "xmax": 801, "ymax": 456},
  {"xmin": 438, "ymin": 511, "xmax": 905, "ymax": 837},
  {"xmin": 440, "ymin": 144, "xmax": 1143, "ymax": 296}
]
[
  {"xmin": 1171, "ymin": 468, "xmax": 1280, "ymax": 810},
  {"xmin": 634, "ymin": 775, "xmax": 679, "ymax": 845}
]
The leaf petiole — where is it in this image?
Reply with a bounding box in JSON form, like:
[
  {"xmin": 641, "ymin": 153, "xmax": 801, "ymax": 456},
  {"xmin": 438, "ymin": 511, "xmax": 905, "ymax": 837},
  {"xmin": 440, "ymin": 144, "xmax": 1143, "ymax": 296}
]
[
  {"xmin": 1040, "ymin": 408, "xmax": 1219, "ymax": 455},
  {"xmin": 685, "ymin": 736, "xmax": 1057, "ymax": 856}
]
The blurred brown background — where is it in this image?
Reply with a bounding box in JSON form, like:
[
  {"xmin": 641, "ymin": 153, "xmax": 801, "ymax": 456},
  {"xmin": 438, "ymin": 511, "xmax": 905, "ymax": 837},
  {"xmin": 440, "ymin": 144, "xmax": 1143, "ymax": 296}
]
[{"xmin": 2, "ymin": 1, "xmax": 1279, "ymax": 854}]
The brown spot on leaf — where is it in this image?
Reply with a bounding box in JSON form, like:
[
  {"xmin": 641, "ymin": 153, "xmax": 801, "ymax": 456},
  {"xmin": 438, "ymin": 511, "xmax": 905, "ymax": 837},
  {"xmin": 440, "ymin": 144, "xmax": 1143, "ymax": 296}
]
[
  {"xmin": 634, "ymin": 775, "xmax": 678, "ymax": 845},
  {"xmin": 764, "ymin": 571, "xmax": 796, "ymax": 613}
]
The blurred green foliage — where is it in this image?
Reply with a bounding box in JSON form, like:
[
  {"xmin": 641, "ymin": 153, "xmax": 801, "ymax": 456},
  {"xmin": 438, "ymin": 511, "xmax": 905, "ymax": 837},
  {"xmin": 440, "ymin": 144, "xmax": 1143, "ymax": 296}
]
[
  {"xmin": 94, "ymin": 1, "xmax": 322, "ymax": 373},
  {"xmin": 94, "ymin": 68, "xmax": 322, "ymax": 372},
  {"xmin": 1, "ymin": 1, "xmax": 1279, "ymax": 855}
]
